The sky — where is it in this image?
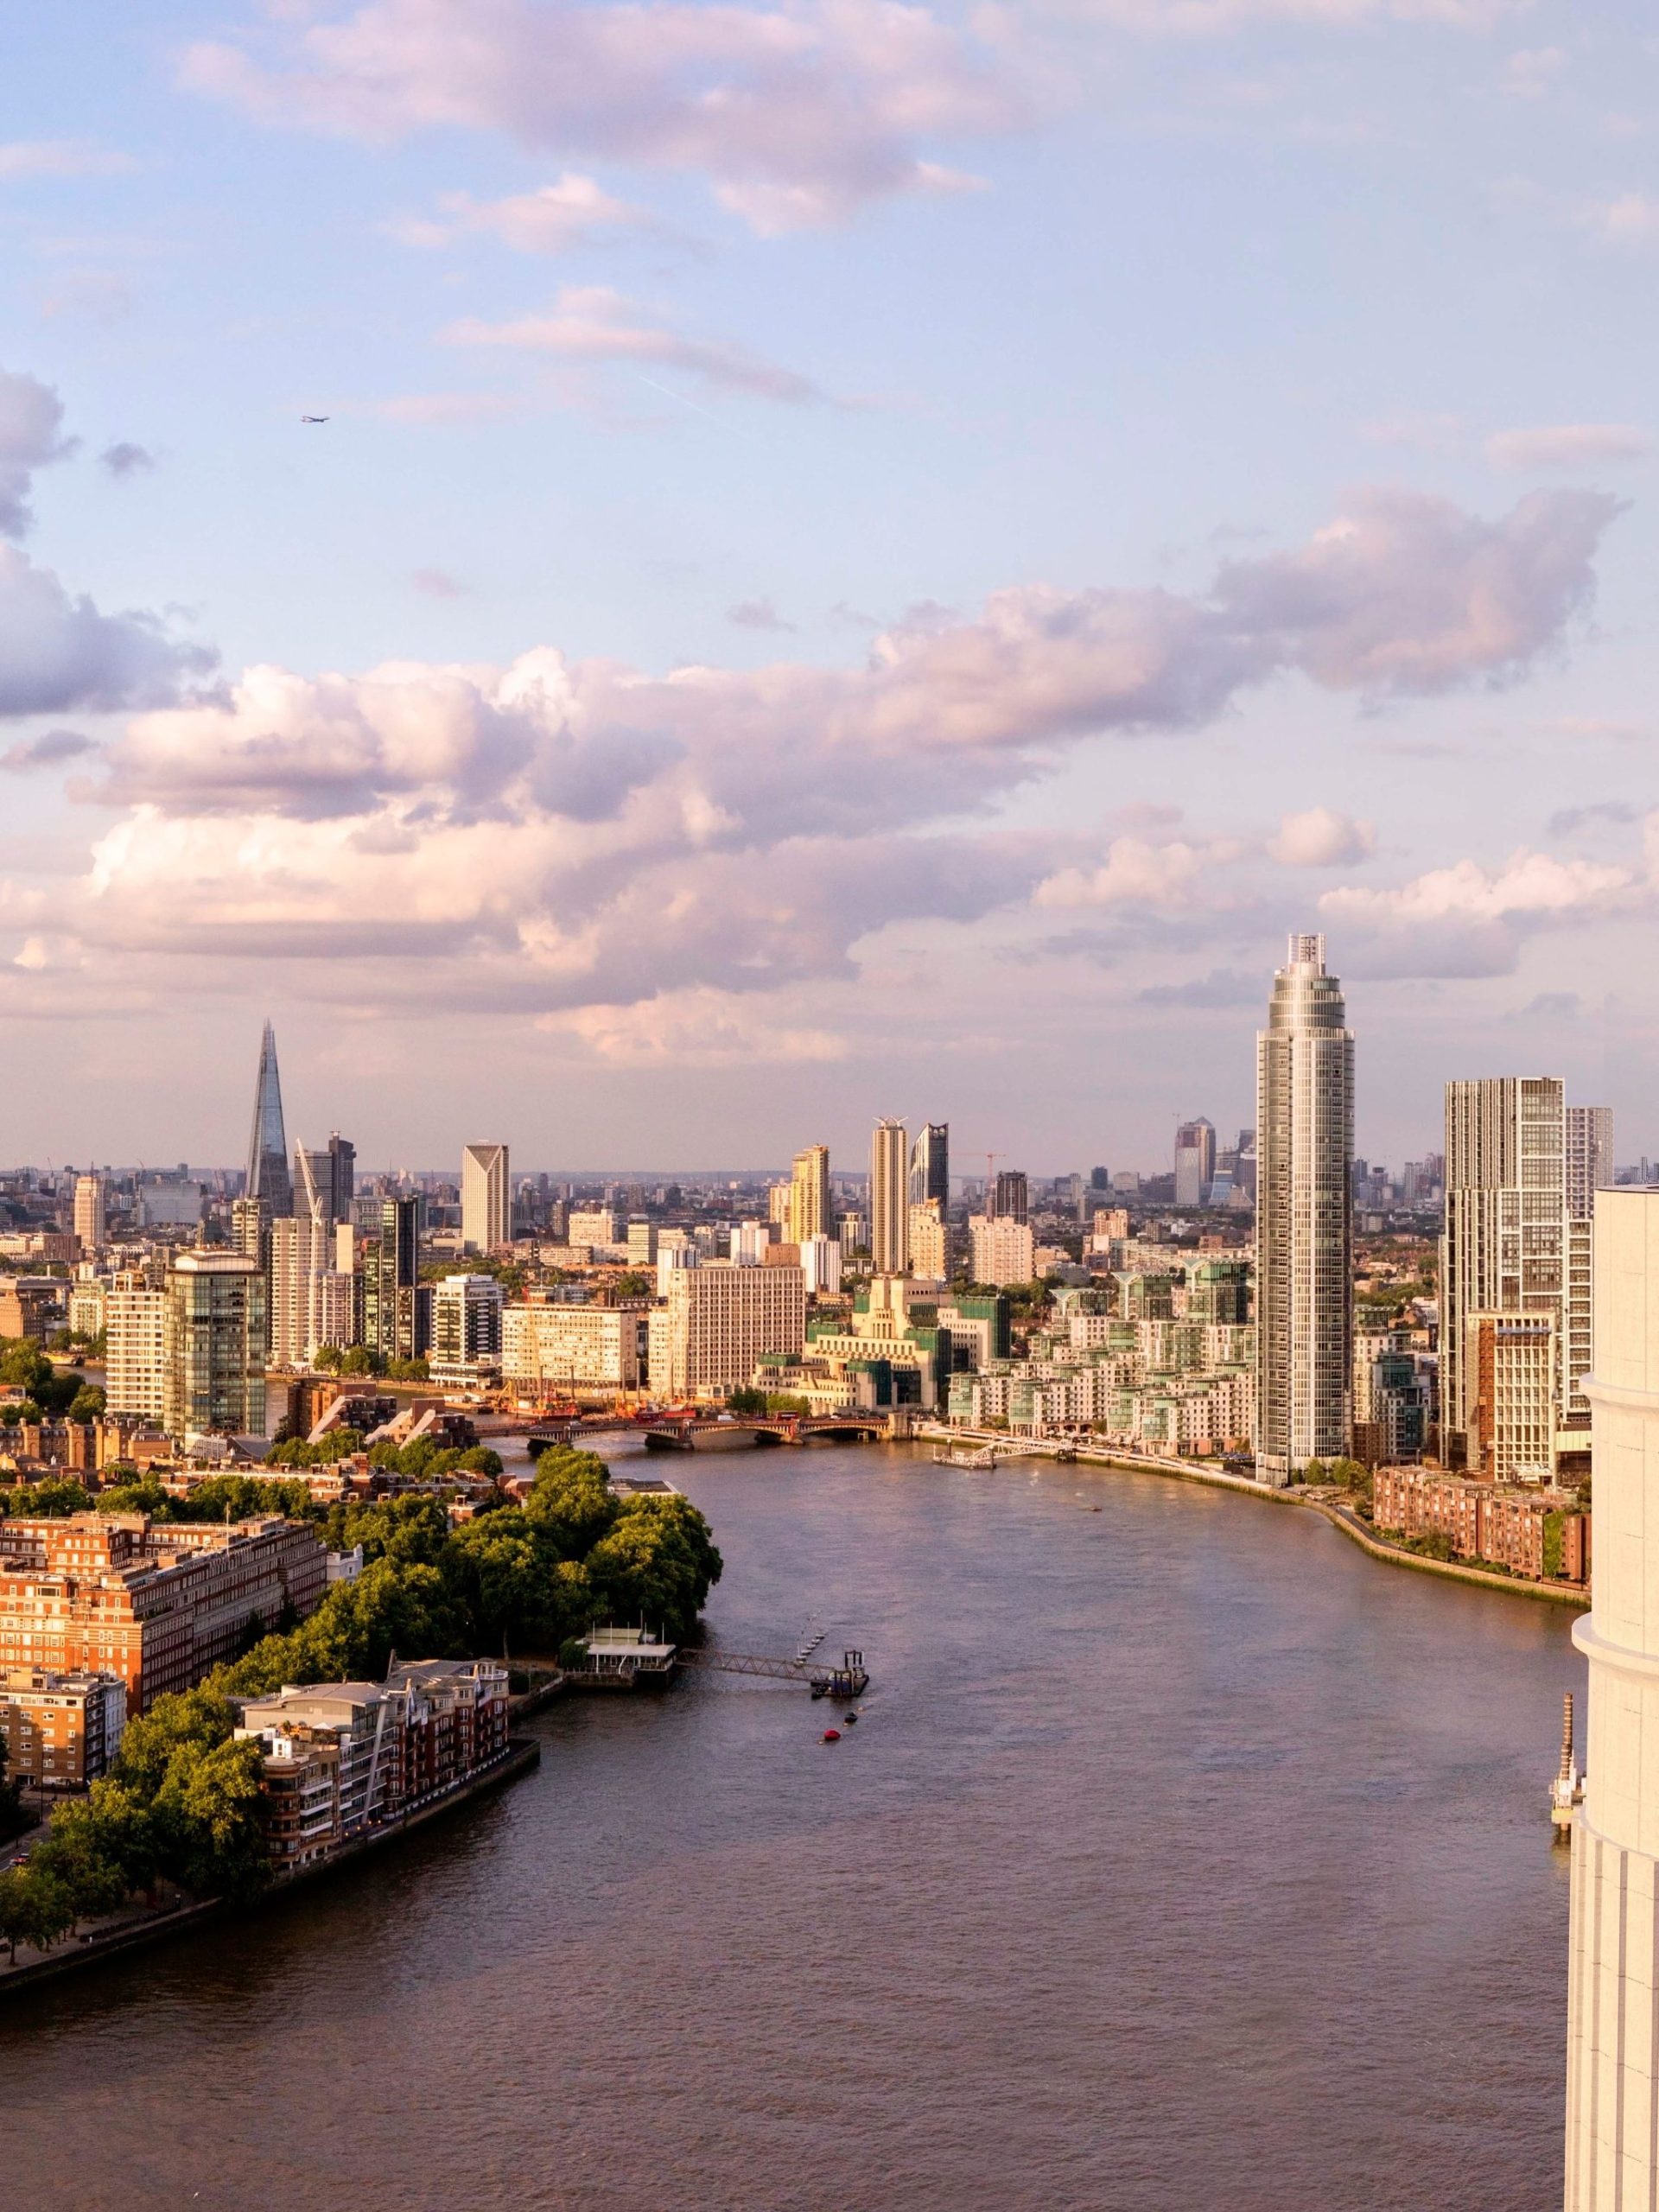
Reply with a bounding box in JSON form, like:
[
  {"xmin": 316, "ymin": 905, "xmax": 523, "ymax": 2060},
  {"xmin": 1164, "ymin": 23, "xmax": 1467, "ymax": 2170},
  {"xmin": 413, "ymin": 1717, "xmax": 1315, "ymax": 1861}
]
[{"xmin": 3, "ymin": 0, "xmax": 1658, "ymax": 1175}]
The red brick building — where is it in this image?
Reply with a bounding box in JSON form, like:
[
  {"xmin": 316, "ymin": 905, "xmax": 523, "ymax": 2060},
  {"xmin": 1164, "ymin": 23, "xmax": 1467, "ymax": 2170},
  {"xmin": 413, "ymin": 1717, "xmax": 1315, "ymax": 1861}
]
[
  {"xmin": 1373, "ymin": 1465, "xmax": 1590, "ymax": 1585},
  {"xmin": 0, "ymin": 1513, "xmax": 327, "ymax": 1716}
]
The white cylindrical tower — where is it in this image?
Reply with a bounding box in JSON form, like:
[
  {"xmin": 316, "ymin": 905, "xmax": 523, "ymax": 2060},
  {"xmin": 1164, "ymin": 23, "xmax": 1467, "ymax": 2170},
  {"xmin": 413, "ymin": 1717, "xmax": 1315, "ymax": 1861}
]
[{"xmin": 1566, "ymin": 1190, "xmax": 1659, "ymax": 2207}]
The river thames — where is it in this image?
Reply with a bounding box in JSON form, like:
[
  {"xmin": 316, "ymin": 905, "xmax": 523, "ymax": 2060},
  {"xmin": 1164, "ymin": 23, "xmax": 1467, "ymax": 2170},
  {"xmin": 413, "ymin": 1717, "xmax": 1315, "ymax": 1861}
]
[{"xmin": 2, "ymin": 1445, "xmax": 1582, "ymax": 2211}]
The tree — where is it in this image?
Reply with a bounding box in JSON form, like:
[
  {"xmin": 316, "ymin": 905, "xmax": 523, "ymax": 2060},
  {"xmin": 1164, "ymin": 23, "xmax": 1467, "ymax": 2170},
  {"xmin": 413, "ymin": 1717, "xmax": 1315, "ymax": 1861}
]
[
  {"xmin": 13, "ymin": 1867, "xmax": 74, "ymax": 1954},
  {"xmin": 68, "ymin": 1383, "xmax": 106, "ymax": 1422},
  {"xmin": 29, "ymin": 1827, "xmax": 130, "ymax": 1927},
  {"xmin": 385, "ymin": 1357, "xmax": 429, "ymax": 1382},
  {"xmin": 523, "ymin": 1448, "xmax": 620, "ymax": 1555},
  {"xmin": 0, "ymin": 1343, "xmax": 52, "ymax": 1395},
  {"xmin": 3, "ymin": 1476, "xmax": 92, "ymax": 1518},
  {"xmin": 113, "ymin": 1688, "xmax": 240, "ymax": 1800},
  {"xmin": 153, "ymin": 1737, "xmax": 270, "ymax": 1904}
]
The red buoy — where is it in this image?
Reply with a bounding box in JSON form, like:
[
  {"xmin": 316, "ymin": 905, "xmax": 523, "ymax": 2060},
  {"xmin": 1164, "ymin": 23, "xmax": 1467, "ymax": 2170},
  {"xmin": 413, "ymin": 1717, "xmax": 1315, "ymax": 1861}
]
[{"xmin": 822, "ymin": 1727, "xmax": 841, "ymax": 1743}]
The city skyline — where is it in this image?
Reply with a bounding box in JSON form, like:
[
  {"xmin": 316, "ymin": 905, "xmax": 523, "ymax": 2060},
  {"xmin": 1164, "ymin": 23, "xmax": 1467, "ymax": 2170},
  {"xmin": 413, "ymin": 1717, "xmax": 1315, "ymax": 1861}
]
[{"xmin": 1, "ymin": 3, "xmax": 1655, "ymax": 1162}]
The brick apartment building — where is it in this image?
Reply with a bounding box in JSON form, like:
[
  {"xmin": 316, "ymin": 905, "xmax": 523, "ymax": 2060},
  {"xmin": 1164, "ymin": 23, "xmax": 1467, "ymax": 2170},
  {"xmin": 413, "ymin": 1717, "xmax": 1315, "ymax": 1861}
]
[
  {"xmin": 1374, "ymin": 1465, "xmax": 1590, "ymax": 1585},
  {"xmin": 0, "ymin": 1666, "xmax": 127, "ymax": 1788},
  {"xmin": 0, "ymin": 1513, "xmax": 328, "ymax": 1716},
  {"xmin": 235, "ymin": 1660, "xmax": 512, "ymax": 1872}
]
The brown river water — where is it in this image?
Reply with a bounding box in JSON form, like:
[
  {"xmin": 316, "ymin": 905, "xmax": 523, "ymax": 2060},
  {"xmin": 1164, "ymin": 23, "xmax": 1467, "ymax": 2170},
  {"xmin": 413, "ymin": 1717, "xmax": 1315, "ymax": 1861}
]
[{"xmin": 1, "ymin": 1444, "xmax": 1582, "ymax": 2211}]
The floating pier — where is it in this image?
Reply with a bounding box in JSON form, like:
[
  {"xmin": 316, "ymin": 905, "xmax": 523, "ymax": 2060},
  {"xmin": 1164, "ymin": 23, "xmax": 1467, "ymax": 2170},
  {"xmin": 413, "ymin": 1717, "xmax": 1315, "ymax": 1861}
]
[{"xmin": 677, "ymin": 1645, "xmax": 870, "ymax": 1699}]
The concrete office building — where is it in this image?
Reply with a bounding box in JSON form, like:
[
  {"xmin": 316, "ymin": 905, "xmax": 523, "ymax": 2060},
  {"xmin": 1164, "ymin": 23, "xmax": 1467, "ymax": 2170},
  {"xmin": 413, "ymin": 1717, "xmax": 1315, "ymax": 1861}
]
[
  {"xmin": 162, "ymin": 1249, "xmax": 266, "ymax": 1440},
  {"xmin": 1173, "ymin": 1120, "xmax": 1216, "ymax": 1209},
  {"xmin": 993, "ymin": 1170, "xmax": 1029, "ymax": 1226},
  {"xmin": 501, "ymin": 1301, "xmax": 648, "ymax": 1393},
  {"xmin": 461, "ymin": 1141, "xmax": 511, "ymax": 1254},
  {"xmin": 1254, "ymin": 934, "xmax": 1354, "ymax": 1484},
  {"xmin": 1564, "ymin": 1191, "xmax": 1659, "ymax": 2206},
  {"xmin": 73, "ymin": 1173, "xmax": 106, "ymax": 1254},
  {"xmin": 909, "ymin": 1124, "xmax": 950, "ymax": 1211},
  {"xmin": 648, "ymin": 1262, "xmax": 806, "ymax": 1399},
  {"xmin": 293, "ymin": 1133, "xmax": 355, "ymax": 1225},
  {"xmin": 871, "ymin": 1119, "xmax": 909, "ymax": 1275}
]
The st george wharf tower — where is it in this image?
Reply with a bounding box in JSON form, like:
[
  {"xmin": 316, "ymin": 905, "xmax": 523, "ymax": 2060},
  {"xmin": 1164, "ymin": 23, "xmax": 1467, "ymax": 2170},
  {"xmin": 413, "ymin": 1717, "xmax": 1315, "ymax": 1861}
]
[{"xmin": 1254, "ymin": 933, "xmax": 1354, "ymax": 1485}]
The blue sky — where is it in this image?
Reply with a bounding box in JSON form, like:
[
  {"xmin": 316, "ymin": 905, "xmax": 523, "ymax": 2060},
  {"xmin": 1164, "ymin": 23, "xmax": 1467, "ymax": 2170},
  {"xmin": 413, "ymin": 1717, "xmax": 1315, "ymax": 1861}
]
[{"xmin": 3, "ymin": 0, "xmax": 1657, "ymax": 1173}]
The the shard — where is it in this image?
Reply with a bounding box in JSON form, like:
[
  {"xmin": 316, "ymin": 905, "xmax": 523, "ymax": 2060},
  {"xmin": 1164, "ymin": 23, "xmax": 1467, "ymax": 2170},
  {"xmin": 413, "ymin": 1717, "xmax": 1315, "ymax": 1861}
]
[{"xmin": 245, "ymin": 1020, "xmax": 293, "ymax": 1217}]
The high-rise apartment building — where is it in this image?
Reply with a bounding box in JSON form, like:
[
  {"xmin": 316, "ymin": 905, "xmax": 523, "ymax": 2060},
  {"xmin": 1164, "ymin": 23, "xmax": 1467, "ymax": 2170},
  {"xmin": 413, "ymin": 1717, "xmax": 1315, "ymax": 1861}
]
[
  {"xmin": 1440, "ymin": 1077, "xmax": 1605, "ymax": 1467},
  {"xmin": 269, "ymin": 1213, "xmax": 353, "ymax": 1370},
  {"xmin": 787, "ymin": 1145, "xmax": 831, "ymax": 1246},
  {"xmin": 992, "ymin": 1169, "xmax": 1029, "ymax": 1225},
  {"xmin": 909, "ymin": 1124, "xmax": 950, "ymax": 1211},
  {"xmin": 871, "ymin": 1119, "xmax": 909, "ymax": 1275},
  {"xmin": 969, "ymin": 1214, "xmax": 1036, "ymax": 1289},
  {"xmin": 1564, "ymin": 1190, "xmax": 1659, "ymax": 2204},
  {"xmin": 429, "ymin": 1274, "xmax": 505, "ymax": 1390},
  {"xmin": 106, "ymin": 1285, "xmax": 168, "ymax": 1421},
  {"xmin": 461, "ymin": 1142, "xmax": 511, "ymax": 1254},
  {"xmin": 1566, "ymin": 1105, "xmax": 1613, "ymax": 1223},
  {"xmin": 73, "ymin": 1173, "xmax": 105, "ymax": 1253},
  {"xmin": 162, "ymin": 1250, "xmax": 266, "ymax": 1440},
  {"xmin": 362, "ymin": 1197, "xmax": 424, "ymax": 1365},
  {"xmin": 245, "ymin": 1020, "xmax": 292, "ymax": 1218},
  {"xmin": 1254, "ymin": 933, "xmax": 1354, "ymax": 1484},
  {"xmin": 908, "ymin": 1200, "xmax": 949, "ymax": 1283},
  {"xmin": 1173, "ymin": 1119, "xmax": 1216, "ymax": 1208}
]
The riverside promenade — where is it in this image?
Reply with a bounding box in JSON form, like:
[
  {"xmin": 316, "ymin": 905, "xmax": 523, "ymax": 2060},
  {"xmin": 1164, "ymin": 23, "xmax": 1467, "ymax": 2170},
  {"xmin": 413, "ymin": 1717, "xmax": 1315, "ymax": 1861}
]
[{"xmin": 916, "ymin": 1424, "xmax": 1586, "ymax": 1608}]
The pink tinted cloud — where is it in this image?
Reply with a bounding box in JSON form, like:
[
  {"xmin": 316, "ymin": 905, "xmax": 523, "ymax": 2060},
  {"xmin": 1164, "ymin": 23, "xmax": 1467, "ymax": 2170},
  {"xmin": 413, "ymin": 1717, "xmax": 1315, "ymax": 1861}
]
[{"xmin": 180, "ymin": 0, "xmax": 1027, "ymax": 232}]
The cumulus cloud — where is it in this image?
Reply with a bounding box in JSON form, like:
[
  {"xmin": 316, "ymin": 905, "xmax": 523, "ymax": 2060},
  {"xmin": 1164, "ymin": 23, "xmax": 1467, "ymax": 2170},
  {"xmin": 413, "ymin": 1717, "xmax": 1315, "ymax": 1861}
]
[
  {"xmin": 1319, "ymin": 847, "xmax": 1637, "ymax": 976},
  {"xmin": 540, "ymin": 988, "xmax": 849, "ymax": 1065},
  {"xmin": 0, "ymin": 727, "xmax": 100, "ymax": 772},
  {"xmin": 99, "ymin": 441, "xmax": 156, "ymax": 479},
  {"xmin": 1485, "ymin": 423, "xmax": 1649, "ymax": 472},
  {"xmin": 32, "ymin": 480, "xmax": 1621, "ymax": 1018},
  {"xmin": 0, "ymin": 547, "xmax": 218, "ymax": 718},
  {"xmin": 443, "ymin": 286, "xmax": 826, "ymax": 404},
  {"xmin": 0, "ymin": 367, "xmax": 76, "ymax": 537},
  {"xmin": 388, "ymin": 174, "xmax": 655, "ymax": 252},
  {"xmin": 179, "ymin": 0, "xmax": 1026, "ymax": 232},
  {"xmin": 1209, "ymin": 486, "xmax": 1619, "ymax": 695},
  {"xmin": 1033, "ymin": 836, "xmax": 1226, "ymax": 911},
  {"xmin": 1269, "ymin": 805, "xmax": 1375, "ymax": 866}
]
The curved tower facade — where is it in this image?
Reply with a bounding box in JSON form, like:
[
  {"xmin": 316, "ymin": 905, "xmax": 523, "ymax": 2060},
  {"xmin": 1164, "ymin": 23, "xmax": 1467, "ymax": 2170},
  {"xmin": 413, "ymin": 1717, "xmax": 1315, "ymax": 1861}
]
[
  {"xmin": 1254, "ymin": 933, "xmax": 1353, "ymax": 1484},
  {"xmin": 1566, "ymin": 1191, "xmax": 1659, "ymax": 2207}
]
